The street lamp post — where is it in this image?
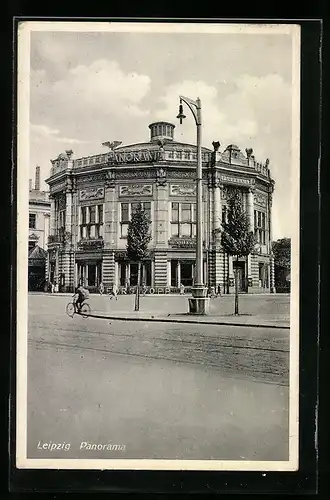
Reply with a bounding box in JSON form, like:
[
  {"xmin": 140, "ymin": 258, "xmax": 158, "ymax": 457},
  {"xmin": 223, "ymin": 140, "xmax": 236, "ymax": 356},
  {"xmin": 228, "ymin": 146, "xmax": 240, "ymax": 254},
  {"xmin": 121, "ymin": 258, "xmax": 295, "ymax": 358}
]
[{"xmin": 177, "ymin": 96, "xmax": 210, "ymax": 314}]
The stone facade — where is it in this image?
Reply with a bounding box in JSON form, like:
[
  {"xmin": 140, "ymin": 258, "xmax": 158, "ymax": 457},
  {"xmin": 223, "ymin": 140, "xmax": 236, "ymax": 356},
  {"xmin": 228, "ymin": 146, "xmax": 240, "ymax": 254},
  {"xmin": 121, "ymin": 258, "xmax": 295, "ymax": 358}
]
[{"xmin": 45, "ymin": 122, "xmax": 275, "ymax": 293}]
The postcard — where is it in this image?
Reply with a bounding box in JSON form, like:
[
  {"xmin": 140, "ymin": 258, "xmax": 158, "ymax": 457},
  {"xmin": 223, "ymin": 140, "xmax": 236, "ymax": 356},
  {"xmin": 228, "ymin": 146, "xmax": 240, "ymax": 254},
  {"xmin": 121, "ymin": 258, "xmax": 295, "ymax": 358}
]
[{"xmin": 16, "ymin": 20, "xmax": 300, "ymax": 471}]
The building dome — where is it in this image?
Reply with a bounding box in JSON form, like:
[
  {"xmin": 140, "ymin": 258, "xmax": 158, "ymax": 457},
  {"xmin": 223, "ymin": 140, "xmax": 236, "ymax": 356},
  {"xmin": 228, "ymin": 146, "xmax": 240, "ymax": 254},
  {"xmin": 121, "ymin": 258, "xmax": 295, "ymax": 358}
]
[{"xmin": 149, "ymin": 121, "xmax": 175, "ymax": 143}]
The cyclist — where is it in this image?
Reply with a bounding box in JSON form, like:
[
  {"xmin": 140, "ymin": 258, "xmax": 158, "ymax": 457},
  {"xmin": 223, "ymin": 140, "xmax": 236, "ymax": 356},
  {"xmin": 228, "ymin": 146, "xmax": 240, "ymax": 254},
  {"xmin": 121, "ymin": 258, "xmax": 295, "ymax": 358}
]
[{"xmin": 73, "ymin": 284, "xmax": 89, "ymax": 312}]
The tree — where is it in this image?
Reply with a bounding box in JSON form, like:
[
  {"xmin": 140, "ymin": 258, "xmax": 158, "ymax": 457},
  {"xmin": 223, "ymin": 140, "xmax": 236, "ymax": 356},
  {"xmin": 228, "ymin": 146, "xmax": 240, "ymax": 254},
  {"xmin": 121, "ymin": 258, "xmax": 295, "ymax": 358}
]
[
  {"xmin": 126, "ymin": 203, "xmax": 152, "ymax": 311},
  {"xmin": 272, "ymin": 238, "xmax": 291, "ymax": 292},
  {"xmin": 272, "ymin": 238, "xmax": 291, "ymax": 268},
  {"xmin": 220, "ymin": 190, "xmax": 256, "ymax": 315}
]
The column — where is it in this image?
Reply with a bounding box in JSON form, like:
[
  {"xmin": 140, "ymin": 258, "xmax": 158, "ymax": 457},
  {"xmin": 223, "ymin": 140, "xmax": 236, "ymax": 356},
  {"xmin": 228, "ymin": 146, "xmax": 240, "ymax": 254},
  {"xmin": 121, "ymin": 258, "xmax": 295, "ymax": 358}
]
[
  {"xmin": 246, "ymin": 188, "xmax": 254, "ymax": 231},
  {"xmin": 44, "ymin": 251, "xmax": 50, "ymax": 290},
  {"xmin": 270, "ymin": 256, "xmax": 276, "ymax": 293},
  {"xmin": 102, "ymin": 252, "xmax": 115, "ymax": 289},
  {"xmin": 125, "ymin": 263, "xmax": 130, "ymax": 286},
  {"xmin": 104, "ymin": 184, "xmax": 116, "ymax": 249},
  {"xmin": 167, "ymin": 260, "xmax": 171, "ymax": 287},
  {"xmin": 50, "ymin": 198, "xmax": 56, "ymax": 236},
  {"xmin": 268, "ymin": 188, "xmax": 276, "ymax": 293},
  {"xmin": 155, "ymin": 183, "xmax": 168, "ymax": 246},
  {"xmin": 177, "ymin": 261, "xmax": 181, "ymax": 287},
  {"xmin": 75, "ymin": 262, "xmax": 78, "ymax": 288},
  {"xmin": 151, "ymin": 260, "xmax": 155, "ymax": 287},
  {"xmin": 114, "ymin": 261, "xmax": 119, "ymax": 287},
  {"xmin": 154, "ymin": 252, "xmax": 168, "ymax": 288},
  {"xmin": 247, "ymin": 254, "xmax": 252, "ymax": 282},
  {"xmin": 85, "ymin": 264, "xmax": 89, "ymax": 287},
  {"xmin": 65, "ymin": 191, "xmax": 72, "ymax": 234},
  {"xmin": 213, "ymin": 181, "xmax": 222, "ymax": 238},
  {"xmin": 229, "ymin": 255, "xmax": 234, "ymax": 279},
  {"xmin": 246, "ymin": 188, "xmax": 254, "ymax": 289},
  {"xmin": 44, "ymin": 214, "xmax": 50, "ymax": 251}
]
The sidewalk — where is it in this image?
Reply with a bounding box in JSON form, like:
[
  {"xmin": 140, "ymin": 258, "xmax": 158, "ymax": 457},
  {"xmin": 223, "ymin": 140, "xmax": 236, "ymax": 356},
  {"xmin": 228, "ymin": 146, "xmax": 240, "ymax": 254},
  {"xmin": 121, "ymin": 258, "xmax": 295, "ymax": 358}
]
[
  {"xmin": 88, "ymin": 309, "xmax": 289, "ymax": 329},
  {"xmin": 29, "ymin": 292, "xmax": 290, "ymax": 329}
]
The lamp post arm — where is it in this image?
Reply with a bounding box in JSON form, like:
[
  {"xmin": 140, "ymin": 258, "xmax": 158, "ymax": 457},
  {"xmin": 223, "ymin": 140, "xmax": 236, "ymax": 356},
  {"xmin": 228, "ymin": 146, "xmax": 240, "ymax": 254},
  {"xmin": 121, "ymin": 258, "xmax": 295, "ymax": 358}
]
[{"xmin": 179, "ymin": 95, "xmax": 202, "ymax": 126}]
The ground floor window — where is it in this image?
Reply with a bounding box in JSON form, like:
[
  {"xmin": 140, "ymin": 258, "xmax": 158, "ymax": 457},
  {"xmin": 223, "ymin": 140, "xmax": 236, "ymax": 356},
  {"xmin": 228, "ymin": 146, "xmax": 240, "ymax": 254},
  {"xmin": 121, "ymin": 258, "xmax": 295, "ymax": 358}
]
[
  {"xmin": 78, "ymin": 262, "xmax": 102, "ymax": 287},
  {"xmin": 258, "ymin": 262, "xmax": 269, "ymax": 288},
  {"xmin": 118, "ymin": 261, "xmax": 152, "ymax": 287},
  {"xmin": 170, "ymin": 259, "xmax": 195, "ymax": 287}
]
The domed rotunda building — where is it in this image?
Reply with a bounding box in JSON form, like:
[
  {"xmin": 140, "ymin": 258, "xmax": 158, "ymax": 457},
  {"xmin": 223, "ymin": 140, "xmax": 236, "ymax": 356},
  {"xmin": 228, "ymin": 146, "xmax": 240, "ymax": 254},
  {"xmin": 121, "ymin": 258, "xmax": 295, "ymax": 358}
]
[{"xmin": 46, "ymin": 121, "xmax": 275, "ymax": 294}]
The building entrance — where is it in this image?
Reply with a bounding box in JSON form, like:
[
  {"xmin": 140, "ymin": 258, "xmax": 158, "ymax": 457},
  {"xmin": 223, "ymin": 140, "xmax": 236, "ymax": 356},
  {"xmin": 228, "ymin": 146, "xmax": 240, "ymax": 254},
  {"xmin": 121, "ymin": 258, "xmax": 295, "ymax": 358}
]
[
  {"xmin": 233, "ymin": 261, "xmax": 247, "ymax": 292},
  {"xmin": 118, "ymin": 261, "xmax": 152, "ymax": 287},
  {"xmin": 78, "ymin": 261, "xmax": 102, "ymax": 288}
]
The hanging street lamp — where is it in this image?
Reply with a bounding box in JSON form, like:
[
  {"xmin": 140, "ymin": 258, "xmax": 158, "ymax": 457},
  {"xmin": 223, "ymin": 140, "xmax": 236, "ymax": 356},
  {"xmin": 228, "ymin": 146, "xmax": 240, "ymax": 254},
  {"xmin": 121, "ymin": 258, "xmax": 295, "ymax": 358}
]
[{"xmin": 177, "ymin": 95, "xmax": 210, "ymax": 315}]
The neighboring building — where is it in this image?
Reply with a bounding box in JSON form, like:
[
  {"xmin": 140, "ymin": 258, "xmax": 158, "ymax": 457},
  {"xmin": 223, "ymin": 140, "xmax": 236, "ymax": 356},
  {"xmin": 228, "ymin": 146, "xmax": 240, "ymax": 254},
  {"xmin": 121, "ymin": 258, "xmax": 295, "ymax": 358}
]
[
  {"xmin": 28, "ymin": 166, "xmax": 51, "ymax": 291},
  {"xmin": 45, "ymin": 121, "xmax": 275, "ymax": 294}
]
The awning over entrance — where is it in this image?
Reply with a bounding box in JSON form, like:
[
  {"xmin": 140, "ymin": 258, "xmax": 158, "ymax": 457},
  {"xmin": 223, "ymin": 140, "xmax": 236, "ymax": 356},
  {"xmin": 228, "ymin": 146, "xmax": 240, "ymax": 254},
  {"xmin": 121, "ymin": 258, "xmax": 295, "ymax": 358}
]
[{"xmin": 28, "ymin": 245, "xmax": 47, "ymax": 268}]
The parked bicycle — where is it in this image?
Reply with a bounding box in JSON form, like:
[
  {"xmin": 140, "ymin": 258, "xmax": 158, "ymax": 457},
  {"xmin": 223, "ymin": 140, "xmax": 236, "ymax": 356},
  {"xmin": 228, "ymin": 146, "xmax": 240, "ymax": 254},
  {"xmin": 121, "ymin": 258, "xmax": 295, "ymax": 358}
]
[{"xmin": 66, "ymin": 295, "xmax": 91, "ymax": 319}]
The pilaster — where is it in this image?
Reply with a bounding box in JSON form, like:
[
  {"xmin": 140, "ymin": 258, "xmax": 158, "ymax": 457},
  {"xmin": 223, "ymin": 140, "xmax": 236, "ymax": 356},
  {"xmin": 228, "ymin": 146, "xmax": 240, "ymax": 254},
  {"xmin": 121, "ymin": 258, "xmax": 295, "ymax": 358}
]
[
  {"xmin": 104, "ymin": 174, "xmax": 117, "ymax": 249},
  {"xmin": 50, "ymin": 197, "xmax": 56, "ymax": 235},
  {"xmin": 102, "ymin": 251, "xmax": 115, "ymax": 288},
  {"xmin": 154, "ymin": 251, "xmax": 168, "ymax": 287},
  {"xmin": 155, "ymin": 170, "xmax": 168, "ymax": 247},
  {"xmin": 246, "ymin": 188, "xmax": 255, "ymax": 231}
]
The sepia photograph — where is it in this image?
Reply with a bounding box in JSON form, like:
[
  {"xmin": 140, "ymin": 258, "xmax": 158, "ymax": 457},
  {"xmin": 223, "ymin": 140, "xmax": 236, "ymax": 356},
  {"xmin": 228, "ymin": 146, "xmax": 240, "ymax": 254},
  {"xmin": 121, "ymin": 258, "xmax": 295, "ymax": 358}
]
[{"xmin": 16, "ymin": 21, "xmax": 300, "ymax": 471}]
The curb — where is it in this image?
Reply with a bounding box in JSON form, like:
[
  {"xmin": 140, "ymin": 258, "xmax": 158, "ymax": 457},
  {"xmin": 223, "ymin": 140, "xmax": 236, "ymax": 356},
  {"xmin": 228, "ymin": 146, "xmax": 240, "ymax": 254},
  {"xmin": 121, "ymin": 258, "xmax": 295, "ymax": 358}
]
[{"xmin": 86, "ymin": 312, "xmax": 290, "ymax": 330}]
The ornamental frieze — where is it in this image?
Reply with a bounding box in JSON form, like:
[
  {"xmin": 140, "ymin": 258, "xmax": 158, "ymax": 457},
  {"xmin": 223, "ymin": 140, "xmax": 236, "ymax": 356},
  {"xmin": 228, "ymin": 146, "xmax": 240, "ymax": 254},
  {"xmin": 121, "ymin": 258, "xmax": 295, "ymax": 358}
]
[
  {"xmin": 50, "ymin": 181, "xmax": 67, "ymax": 194},
  {"xmin": 168, "ymin": 237, "xmax": 196, "ymax": 248},
  {"xmin": 168, "ymin": 170, "xmax": 195, "ymax": 180},
  {"xmin": 221, "ymin": 186, "xmax": 244, "ymax": 201},
  {"xmin": 79, "ymin": 186, "xmax": 105, "ymax": 201},
  {"xmin": 77, "ymin": 238, "xmax": 104, "ymax": 250},
  {"xmin": 119, "ymin": 184, "xmax": 153, "ymax": 197},
  {"xmin": 116, "ymin": 170, "xmax": 155, "ymax": 180},
  {"xmin": 254, "ymin": 191, "xmax": 267, "ymax": 207},
  {"xmin": 170, "ymin": 184, "xmax": 196, "ymax": 196},
  {"xmin": 168, "ymin": 237, "xmax": 207, "ymax": 249},
  {"xmin": 77, "ymin": 173, "xmax": 105, "ymax": 185},
  {"xmin": 219, "ymin": 174, "xmax": 253, "ymax": 186}
]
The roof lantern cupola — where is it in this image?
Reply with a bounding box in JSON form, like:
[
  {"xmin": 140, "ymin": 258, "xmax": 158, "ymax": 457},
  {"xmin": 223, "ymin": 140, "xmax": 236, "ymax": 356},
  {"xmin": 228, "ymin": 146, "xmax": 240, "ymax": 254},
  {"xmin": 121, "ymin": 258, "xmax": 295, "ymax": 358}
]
[{"xmin": 149, "ymin": 121, "xmax": 175, "ymax": 143}]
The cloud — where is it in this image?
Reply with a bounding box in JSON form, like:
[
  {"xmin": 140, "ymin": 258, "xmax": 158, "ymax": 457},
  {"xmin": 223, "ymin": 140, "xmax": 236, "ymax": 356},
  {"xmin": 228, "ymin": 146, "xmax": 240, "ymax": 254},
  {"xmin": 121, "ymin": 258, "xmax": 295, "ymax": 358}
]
[
  {"xmin": 31, "ymin": 123, "xmax": 89, "ymax": 144},
  {"xmin": 51, "ymin": 59, "xmax": 151, "ymax": 117},
  {"xmin": 155, "ymin": 74, "xmax": 292, "ymax": 239},
  {"xmin": 155, "ymin": 79, "xmax": 261, "ymax": 149}
]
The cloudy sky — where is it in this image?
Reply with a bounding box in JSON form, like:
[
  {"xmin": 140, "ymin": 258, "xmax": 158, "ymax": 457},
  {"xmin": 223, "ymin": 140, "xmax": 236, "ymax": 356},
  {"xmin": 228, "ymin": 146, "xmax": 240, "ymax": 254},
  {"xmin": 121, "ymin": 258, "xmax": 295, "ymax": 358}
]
[{"xmin": 28, "ymin": 23, "xmax": 299, "ymax": 240}]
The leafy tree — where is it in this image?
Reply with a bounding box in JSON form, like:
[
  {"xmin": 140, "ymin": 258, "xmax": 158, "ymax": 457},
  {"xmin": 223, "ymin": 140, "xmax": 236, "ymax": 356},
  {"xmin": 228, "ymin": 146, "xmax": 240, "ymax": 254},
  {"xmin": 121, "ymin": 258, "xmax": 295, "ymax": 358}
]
[
  {"xmin": 272, "ymin": 238, "xmax": 291, "ymax": 268},
  {"xmin": 221, "ymin": 190, "xmax": 256, "ymax": 315},
  {"xmin": 272, "ymin": 238, "xmax": 291, "ymax": 291},
  {"xmin": 126, "ymin": 203, "xmax": 152, "ymax": 311}
]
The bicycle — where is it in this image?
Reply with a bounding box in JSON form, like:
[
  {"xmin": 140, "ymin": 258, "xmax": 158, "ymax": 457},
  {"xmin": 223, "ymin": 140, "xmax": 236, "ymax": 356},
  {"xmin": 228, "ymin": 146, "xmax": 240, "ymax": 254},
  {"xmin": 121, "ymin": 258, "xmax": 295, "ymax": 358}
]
[{"xmin": 66, "ymin": 296, "xmax": 91, "ymax": 319}]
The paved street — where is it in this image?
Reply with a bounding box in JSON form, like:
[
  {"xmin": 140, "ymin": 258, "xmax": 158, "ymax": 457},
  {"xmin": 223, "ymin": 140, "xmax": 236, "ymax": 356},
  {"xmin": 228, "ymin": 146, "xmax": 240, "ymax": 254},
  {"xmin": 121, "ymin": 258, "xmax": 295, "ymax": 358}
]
[{"xmin": 27, "ymin": 293, "xmax": 290, "ymax": 461}]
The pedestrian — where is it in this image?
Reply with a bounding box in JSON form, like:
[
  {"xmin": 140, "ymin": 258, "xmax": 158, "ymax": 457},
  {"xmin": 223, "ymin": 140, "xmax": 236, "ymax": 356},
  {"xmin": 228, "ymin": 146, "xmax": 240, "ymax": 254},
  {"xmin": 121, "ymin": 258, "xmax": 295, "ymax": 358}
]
[
  {"xmin": 217, "ymin": 284, "xmax": 222, "ymax": 297},
  {"xmin": 112, "ymin": 283, "xmax": 118, "ymax": 300},
  {"xmin": 98, "ymin": 282, "xmax": 104, "ymax": 295},
  {"xmin": 50, "ymin": 281, "xmax": 54, "ymax": 293},
  {"xmin": 179, "ymin": 282, "xmax": 185, "ymax": 295},
  {"xmin": 54, "ymin": 281, "xmax": 59, "ymax": 293}
]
